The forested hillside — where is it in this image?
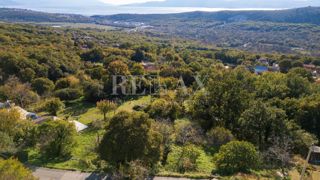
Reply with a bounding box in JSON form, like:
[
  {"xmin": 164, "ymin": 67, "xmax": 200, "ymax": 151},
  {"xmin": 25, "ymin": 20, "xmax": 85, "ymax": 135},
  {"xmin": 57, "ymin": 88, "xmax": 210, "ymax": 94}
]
[
  {"xmin": 0, "ymin": 23, "xmax": 320, "ymax": 179},
  {"xmin": 0, "ymin": 8, "xmax": 91, "ymax": 22},
  {"xmin": 95, "ymin": 7, "xmax": 320, "ymax": 55},
  {"xmin": 98, "ymin": 7, "xmax": 320, "ymax": 25},
  {"xmin": 1, "ymin": 7, "xmax": 320, "ymax": 55}
]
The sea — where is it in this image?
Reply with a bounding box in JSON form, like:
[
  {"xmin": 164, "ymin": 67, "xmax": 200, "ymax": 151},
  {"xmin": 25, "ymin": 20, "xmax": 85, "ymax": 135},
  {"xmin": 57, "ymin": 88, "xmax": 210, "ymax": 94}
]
[{"xmin": 1, "ymin": 5, "xmax": 280, "ymax": 16}]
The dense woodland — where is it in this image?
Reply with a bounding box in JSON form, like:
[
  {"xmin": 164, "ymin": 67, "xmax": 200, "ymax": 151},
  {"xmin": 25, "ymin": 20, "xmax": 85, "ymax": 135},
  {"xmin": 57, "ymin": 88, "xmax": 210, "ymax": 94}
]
[
  {"xmin": 2, "ymin": 7, "xmax": 320, "ymax": 55},
  {"xmin": 0, "ymin": 22, "xmax": 320, "ymax": 179}
]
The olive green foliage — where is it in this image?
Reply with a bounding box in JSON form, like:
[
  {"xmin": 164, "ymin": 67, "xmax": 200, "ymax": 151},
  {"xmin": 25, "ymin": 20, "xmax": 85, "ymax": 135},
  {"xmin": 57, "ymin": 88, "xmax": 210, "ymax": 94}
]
[
  {"xmin": 147, "ymin": 98, "xmax": 180, "ymax": 121},
  {"xmin": 0, "ymin": 22, "xmax": 320, "ymax": 176},
  {"xmin": 215, "ymin": 141, "xmax": 259, "ymax": 175},
  {"xmin": 206, "ymin": 127, "xmax": 234, "ymax": 148},
  {"xmin": 81, "ymin": 48, "xmax": 105, "ymax": 62},
  {"xmin": 189, "ymin": 66, "xmax": 254, "ymax": 131},
  {"xmin": 174, "ymin": 119, "xmax": 204, "ymax": 145},
  {"xmin": 165, "ymin": 145, "xmax": 213, "ymax": 174},
  {"xmin": 99, "ymin": 111, "xmax": 163, "ymax": 167},
  {"xmin": 239, "ymin": 101, "xmax": 287, "ymax": 150},
  {"xmin": 96, "ymin": 100, "xmax": 117, "ymax": 121},
  {"xmin": 0, "ymin": 77, "xmax": 39, "ymax": 107},
  {"xmin": 31, "ymin": 78, "xmax": 54, "ymax": 95},
  {"xmin": 0, "ymin": 109, "xmax": 33, "ymax": 154},
  {"xmin": 0, "ymin": 158, "xmax": 36, "ymax": 180},
  {"xmin": 54, "ymin": 88, "xmax": 82, "ymax": 101},
  {"xmin": 37, "ymin": 120, "xmax": 77, "ymax": 159},
  {"xmin": 83, "ymin": 80, "xmax": 105, "ymax": 102},
  {"xmin": 38, "ymin": 98, "xmax": 64, "ymax": 116}
]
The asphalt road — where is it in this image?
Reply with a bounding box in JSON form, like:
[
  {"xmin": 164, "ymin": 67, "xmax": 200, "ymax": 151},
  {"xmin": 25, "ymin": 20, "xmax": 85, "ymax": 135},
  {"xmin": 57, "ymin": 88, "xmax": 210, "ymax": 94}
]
[{"xmin": 31, "ymin": 167, "xmax": 210, "ymax": 180}]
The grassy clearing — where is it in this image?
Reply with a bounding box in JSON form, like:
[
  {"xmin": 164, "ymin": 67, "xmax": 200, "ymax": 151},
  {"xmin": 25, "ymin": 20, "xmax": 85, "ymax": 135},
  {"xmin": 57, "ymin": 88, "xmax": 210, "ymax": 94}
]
[
  {"xmin": 22, "ymin": 22, "xmax": 115, "ymax": 30},
  {"xmin": 27, "ymin": 96, "xmax": 152, "ymax": 171}
]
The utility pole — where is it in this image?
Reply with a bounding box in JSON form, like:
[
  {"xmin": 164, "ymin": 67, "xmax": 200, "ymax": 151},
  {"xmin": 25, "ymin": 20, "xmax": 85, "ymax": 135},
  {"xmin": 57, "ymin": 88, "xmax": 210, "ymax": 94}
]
[{"xmin": 300, "ymin": 145, "xmax": 320, "ymax": 180}]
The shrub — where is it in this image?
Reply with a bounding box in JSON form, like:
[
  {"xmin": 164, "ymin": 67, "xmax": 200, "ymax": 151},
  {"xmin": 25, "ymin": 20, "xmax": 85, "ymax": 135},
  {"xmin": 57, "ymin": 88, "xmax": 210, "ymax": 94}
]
[
  {"xmin": 54, "ymin": 88, "xmax": 82, "ymax": 101},
  {"xmin": 0, "ymin": 158, "xmax": 36, "ymax": 180},
  {"xmin": 39, "ymin": 98, "xmax": 64, "ymax": 116},
  {"xmin": 98, "ymin": 111, "xmax": 163, "ymax": 167},
  {"xmin": 165, "ymin": 145, "xmax": 213, "ymax": 174},
  {"xmin": 31, "ymin": 77, "xmax": 54, "ymax": 95},
  {"xmin": 37, "ymin": 120, "xmax": 77, "ymax": 159},
  {"xmin": 214, "ymin": 141, "xmax": 259, "ymax": 175},
  {"xmin": 206, "ymin": 127, "xmax": 234, "ymax": 148},
  {"xmin": 174, "ymin": 119, "xmax": 204, "ymax": 145},
  {"xmin": 126, "ymin": 160, "xmax": 149, "ymax": 180}
]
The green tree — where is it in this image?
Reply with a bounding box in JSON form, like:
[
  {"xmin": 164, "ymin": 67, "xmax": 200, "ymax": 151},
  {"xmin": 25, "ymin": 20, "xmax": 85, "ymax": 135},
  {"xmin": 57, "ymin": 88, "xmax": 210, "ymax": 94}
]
[
  {"xmin": 131, "ymin": 63, "xmax": 145, "ymax": 75},
  {"xmin": 37, "ymin": 120, "xmax": 77, "ymax": 159},
  {"xmin": 0, "ymin": 76, "xmax": 39, "ymax": 107},
  {"xmin": 206, "ymin": 127, "xmax": 234, "ymax": 148},
  {"xmin": 98, "ymin": 111, "xmax": 163, "ymax": 167},
  {"xmin": 255, "ymin": 72, "xmax": 289, "ymax": 99},
  {"xmin": 296, "ymin": 94, "xmax": 320, "ymax": 138},
  {"xmin": 189, "ymin": 66, "xmax": 254, "ymax": 131},
  {"xmin": 0, "ymin": 158, "xmax": 36, "ymax": 180},
  {"xmin": 106, "ymin": 60, "xmax": 130, "ymax": 76},
  {"xmin": 286, "ymin": 74, "xmax": 311, "ymax": 98},
  {"xmin": 81, "ymin": 48, "xmax": 105, "ymax": 62},
  {"xmin": 147, "ymin": 98, "xmax": 180, "ymax": 121},
  {"xmin": 239, "ymin": 101, "xmax": 287, "ymax": 150},
  {"xmin": 215, "ymin": 141, "xmax": 259, "ymax": 175},
  {"xmin": 0, "ymin": 109, "xmax": 33, "ymax": 155},
  {"xmin": 287, "ymin": 67, "xmax": 313, "ymax": 82},
  {"xmin": 83, "ymin": 80, "xmax": 105, "ymax": 102},
  {"xmin": 279, "ymin": 59, "xmax": 292, "ymax": 73},
  {"xmin": 40, "ymin": 98, "xmax": 64, "ymax": 116},
  {"xmin": 54, "ymin": 88, "xmax": 83, "ymax": 101},
  {"xmin": 131, "ymin": 49, "xmax": 145, "ymax": 62},
  {"xmin": 31, "ymin": 78, "xmax": 55, "ymax": 95},
  {"xmin": 19, "ymin": 68, "xmax": 35, "ymax": 82},
  {"xmin": 174, "ymin": 119, "xmax": 204, "ymax": 145},
  {"xmin": 96, "ymin": 100, "xmax": 117, "ymax": 121}
]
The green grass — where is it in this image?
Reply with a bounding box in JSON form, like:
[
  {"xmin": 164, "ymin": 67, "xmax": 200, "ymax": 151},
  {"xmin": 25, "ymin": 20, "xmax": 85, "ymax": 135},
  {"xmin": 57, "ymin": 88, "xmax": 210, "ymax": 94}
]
[
  {"xmin": 27, "ymin": 96, "xmax": 152, "ymax": 171},
  {"xmin": 115, "ymin": 96, "xmax": 151, "ymax": 113},
  {"xmin": 22, "ymin": 22, "xmax": 115, "ymax": 30}
]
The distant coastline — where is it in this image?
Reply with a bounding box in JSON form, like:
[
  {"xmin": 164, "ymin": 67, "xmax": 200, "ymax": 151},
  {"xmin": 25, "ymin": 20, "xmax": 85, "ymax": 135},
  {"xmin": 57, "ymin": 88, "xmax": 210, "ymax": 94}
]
[{"xmin": 0, "ymin": 5, "xmax": 282, "ymax": 15}]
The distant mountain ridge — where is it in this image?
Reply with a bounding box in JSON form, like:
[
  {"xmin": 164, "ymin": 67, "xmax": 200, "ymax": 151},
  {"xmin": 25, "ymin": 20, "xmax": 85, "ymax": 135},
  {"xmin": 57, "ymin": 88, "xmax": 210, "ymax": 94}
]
[
  {"xmin": 1, "ymin": 6, "xmax": 320, "ymax": 25},
  {"xmin": 95, "ymin": 7, "xmax": 320, "ymax": 25},
  {"xmin": 128, "ymin": 0, "xmax": 320, "ymax": 8},
  {"xmin": 0, "ymin": 0, "xmax": 108, "ymax": 7},
  {"xmin": 0, "ymin": 8, "xmax": 92, "ymax": 22}
]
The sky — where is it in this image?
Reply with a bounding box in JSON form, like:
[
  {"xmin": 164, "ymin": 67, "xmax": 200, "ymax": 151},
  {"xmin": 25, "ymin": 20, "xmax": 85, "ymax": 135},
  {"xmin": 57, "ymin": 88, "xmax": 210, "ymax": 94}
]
[{"xmin": 100, "ymin": 0, "xmax": 164, "ymax": 5}]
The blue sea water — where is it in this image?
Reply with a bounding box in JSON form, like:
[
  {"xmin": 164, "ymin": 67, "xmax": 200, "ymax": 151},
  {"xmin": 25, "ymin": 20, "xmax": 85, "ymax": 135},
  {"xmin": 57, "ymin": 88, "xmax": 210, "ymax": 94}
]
[{"xmin": 1, "ymin": 5, "xmax": 279, "ymax": 15}]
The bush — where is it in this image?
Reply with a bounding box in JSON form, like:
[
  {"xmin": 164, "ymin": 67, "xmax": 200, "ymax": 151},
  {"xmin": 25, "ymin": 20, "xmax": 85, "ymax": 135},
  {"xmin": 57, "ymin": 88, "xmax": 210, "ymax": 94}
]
[
  {"xmin": 206, "ymin": 127, "xmax": 234, "ymax": 148},
  {"xmin": 31, "ymin": 77, "xmax": 54, "ymax": 95},
  {"xmin": 126, "ymin": 160, "xmax": 149, "ymax": 180},
  {"xmin": 39, "ymin": 98, "xmax": 64, "ymax": 116},
  {"xmin": 54, "ymin": 88, "xmax": 82, "ymax": 101},
  {"xmin": 214, "ymin": 141, "xmax": 259, "ymax": 175},
  {"xmin": 98, "ymin": 111, "xmax": 163, "ymax": 167},
  {"xmin": 165, "ymin": 145, "xmax": 213, "ymax": 174},
  {"xmin": 83, "ymin": 80, "xmax": 105, "ymax": 102},
  {"xmin": 174, "ymin": 119, "xmax": 204, "ymax": 145},
  {"xmin": 0, "ymin": 158, "xmax": 36, "ymax": 180},
  {"xmin": 37, "ymin": 120, "xmax": 77, "ymax": 159}
]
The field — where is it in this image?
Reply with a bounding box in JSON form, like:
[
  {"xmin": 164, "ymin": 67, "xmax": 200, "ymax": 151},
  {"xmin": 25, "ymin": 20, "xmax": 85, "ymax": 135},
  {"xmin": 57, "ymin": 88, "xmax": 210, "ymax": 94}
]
[
  {"xmin": 26, "ymin": 96, "xmax": 152, "ymax": 171},
  {"xmin": 22, "ymin": 22, "xmax": 116, "ymax": 30}
]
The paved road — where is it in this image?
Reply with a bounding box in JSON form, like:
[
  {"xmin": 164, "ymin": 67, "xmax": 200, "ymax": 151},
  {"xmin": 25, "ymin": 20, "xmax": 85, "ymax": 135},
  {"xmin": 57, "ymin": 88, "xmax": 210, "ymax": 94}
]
[
  {"xmin": 31, "ymin": 167, "xmax": 210, "ymax": 180},
  {"xmin": 31, "ymin": 167, "xmax": 107, "ymax": 180}
]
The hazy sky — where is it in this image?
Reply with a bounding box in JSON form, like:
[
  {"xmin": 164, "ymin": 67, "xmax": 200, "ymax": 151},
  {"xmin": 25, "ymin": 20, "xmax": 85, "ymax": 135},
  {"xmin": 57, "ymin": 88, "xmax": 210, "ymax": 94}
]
[
  {"xmin": 100, "ymin": 0, "xmax": 320, "ymax": 6},
  {"xmin": 100, "ymin": 0, "xmax": 164, "ymax": 5}
]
